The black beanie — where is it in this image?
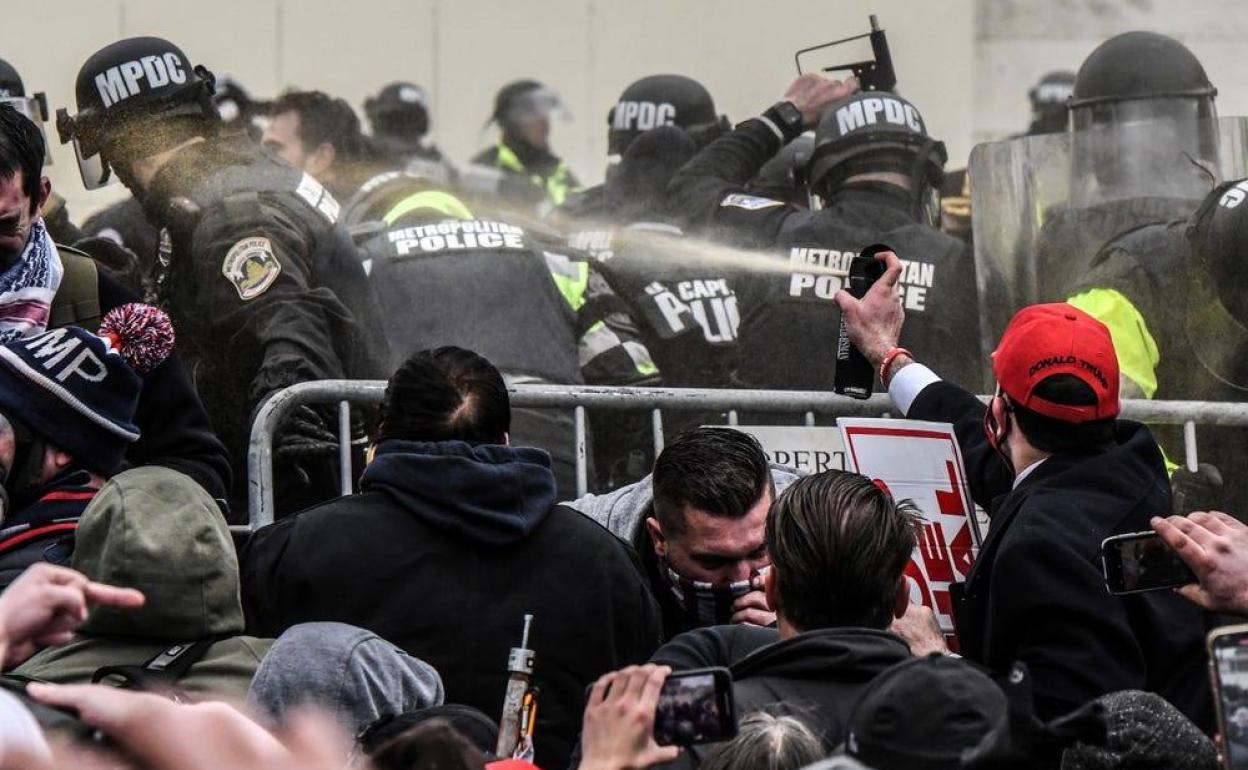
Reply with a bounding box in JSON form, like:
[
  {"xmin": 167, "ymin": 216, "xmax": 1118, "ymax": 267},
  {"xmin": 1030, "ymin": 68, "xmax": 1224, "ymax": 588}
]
[{"xmin": 0, "ymin": 303, "xmax": 174, "ymax": 474}]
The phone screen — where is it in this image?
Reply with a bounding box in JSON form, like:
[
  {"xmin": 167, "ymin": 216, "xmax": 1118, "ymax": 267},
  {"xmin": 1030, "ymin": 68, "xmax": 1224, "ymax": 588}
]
[
  {"xmin": 653, "ymin": 670, "xmax": 734, "ymax": 746},
  {"xmin": 1213, "ymin": 631, "xmax": 1248, "ymax": 769},
  {"xmin": 1103, "ymin": 532, "xmax": 1196, "ymax": 594}
]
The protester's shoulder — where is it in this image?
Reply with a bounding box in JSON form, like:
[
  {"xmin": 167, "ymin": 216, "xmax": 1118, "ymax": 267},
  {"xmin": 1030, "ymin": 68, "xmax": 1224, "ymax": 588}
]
[
  {"xmin": 559, "ymin": 476, "xmax": 653, "ymax": 542},
  {"xmin": 547, "ymin": 503, "xmax": 645, "ymax": 555},
  {"xmin": 650, "ymin": 624, "xmax": 780, "ymax": 670}
]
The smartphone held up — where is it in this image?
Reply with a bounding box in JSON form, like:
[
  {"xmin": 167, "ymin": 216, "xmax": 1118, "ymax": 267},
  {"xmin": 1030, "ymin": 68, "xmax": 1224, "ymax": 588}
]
[
  {"xmin": 1101, "ymin": 531, "xmax": 1196, "ymax": 596},
  {"xmin": 653, "ymin": 668, "xmax": 737, "ymax": 747}
]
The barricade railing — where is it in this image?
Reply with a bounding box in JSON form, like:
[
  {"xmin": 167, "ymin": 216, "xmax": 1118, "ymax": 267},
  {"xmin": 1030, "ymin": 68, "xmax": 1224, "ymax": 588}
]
[{"xmin": 246, "ymin": 379, "xmax": 1248, "ymax": 530}]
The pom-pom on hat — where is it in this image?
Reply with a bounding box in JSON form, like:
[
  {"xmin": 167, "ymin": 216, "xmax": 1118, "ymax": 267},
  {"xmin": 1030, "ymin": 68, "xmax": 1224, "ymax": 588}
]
[{"xmin": 0, "ymin": 303, "xmax": 174, "ymax": 474}]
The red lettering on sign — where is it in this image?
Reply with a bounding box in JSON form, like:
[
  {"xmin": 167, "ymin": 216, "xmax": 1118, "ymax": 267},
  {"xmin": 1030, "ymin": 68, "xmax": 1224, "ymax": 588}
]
[
  {"xmin": 904, "ymin": 559, "xmax": 932, "ymax": 608},
  {"xmin": 950, "ymin": 522, "xmax": 975, "ymax": 579},
  {"xmin": 919, "ymin": 523, "xmax": 955, "ymax": 583},
  {"xmin": 935, "ymin": 460, "xmax": 967, "ymax": 517}
]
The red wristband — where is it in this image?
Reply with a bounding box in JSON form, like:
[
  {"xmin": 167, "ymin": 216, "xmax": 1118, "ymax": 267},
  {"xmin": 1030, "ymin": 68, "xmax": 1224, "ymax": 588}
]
[{"xmin": 879, "ymin": 347, "xmax": 913, "ymax": 387}]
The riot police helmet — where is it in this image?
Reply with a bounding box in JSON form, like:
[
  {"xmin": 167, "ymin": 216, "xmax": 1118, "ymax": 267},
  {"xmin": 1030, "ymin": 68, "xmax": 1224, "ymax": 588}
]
[{"xmin": 57, "ymin": 36, "xmax": 217, "ymax": 189}]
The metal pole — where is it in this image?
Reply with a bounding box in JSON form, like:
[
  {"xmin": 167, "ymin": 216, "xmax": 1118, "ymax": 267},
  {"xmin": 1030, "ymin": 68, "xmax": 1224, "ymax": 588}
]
[
  {"xmin": 1184, "ymin": 420, "xmax": 1199, "ymax": 473},
  {"xmin": 652, "ymin": 409, "xmax": 665, "ymax": 455},
  {"xmin": 338, "ymin": 401, "xmax": 353, "ymax": 497},
  {"xmin": 727, "ymin": 410, "xmax": 739, "ymax": 426},
  {"xmin": 805, "ymin": 411, "xmax": 816, "ymax": 426},
  {"xmin": 574, "ymin": 406, "xmax": 588, "ymax": 498}
]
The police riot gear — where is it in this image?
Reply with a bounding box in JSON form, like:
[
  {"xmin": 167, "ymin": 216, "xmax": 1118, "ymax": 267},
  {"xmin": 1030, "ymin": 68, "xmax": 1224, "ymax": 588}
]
[
  {"xmin": 969, "ymin": 32, "xmax": 1246, "ymax": 348},
  {"xmin": 1067, "ymin": 180, "xmax": 1248, "ymax": 512},
  {"xmin": 606, "ymin": 75, "xmax": 725, "ymax": 162},
  {"xmin": 359, "ymin": 192, "xmax": 657, "ymax": 496},
  {"xmin": 471, "ymin": 80, "xmax": 579, "ymax": 212},
  {"xmin": 1026, "ymin": 71, "xmax": 1075, "ymax": 136},
  {"xmin": 56, "ymin": 37, "xmax": 217, "ymax": 190},
  {"xmin": 668, "ymin": 95, "xmax": 982, "ymax": 392}
]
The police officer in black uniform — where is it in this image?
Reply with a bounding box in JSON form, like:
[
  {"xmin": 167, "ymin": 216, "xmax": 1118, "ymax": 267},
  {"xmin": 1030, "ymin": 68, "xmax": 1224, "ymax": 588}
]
[
  {"xmin": 364, "ymin": 82, "xmax": 447, "ymax": 167},
  {"xmin": 1069, "ymin": 180, "xmax": 1248, "ymax": 513},
  {"xmin": 1034, "ymin": 32, "xmax": 1219, "ymax": 303},
  {"xmin": 561, "ymin": 74, "xmax": 727, "ymax": 233},
  {"xmin": 469, "ymin": 80, "xmax": 579, "ymax": 214},
  {"xmin": 669, "ymin": 74, "xmax": 983, "ymax": 391},
  {"xmin": 0, "ymin": 57, "xmax": 81, "ymax": 245},
  {"xmin": 57, "ymin": 36, "xmax": 390, "ymax": 520},
  {"xmin": 357, "ymin": 185, "xmax": 658, "ymax": 497}
]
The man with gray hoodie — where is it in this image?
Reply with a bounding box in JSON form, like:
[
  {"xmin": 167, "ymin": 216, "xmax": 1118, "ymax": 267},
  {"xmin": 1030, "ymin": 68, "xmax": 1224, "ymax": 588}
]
[{"xmin": 563, "ymin": 427, "xmax": 802, "ymax": 641}]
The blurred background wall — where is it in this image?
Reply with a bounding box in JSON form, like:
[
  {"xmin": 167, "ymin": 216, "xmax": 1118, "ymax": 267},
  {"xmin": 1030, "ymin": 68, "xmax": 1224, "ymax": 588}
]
[{"xmin": 3, "ymin": 0, "xmax": 1247, "ymax": 219}]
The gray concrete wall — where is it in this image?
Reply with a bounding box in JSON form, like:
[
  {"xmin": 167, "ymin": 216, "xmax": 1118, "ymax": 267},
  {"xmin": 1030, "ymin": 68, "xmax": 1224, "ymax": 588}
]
[
  {"xmin": 3, "ymin": 0, "xmax": 973, "ymax": 219},
  {"xmin": 6, "ymin": 1, "xmax": 1246, "ymax": 222},
  {"xmin": 974, "ymin": 0, "xmax": 1248, "ymax": 144}
]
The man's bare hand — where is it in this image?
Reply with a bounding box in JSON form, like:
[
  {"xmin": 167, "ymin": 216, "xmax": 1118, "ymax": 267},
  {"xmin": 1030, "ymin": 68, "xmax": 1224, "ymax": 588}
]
[
  {"xmin": 783, "ymin": 74, "xmax": 860, "ymax": 129},
  {"xmin": 834, "ymin": 249, "xmax": 907, "ymax": 369},
  {"xmin": 730, "ymin": 584, "xmax": 776, "ymax": 627},
  {"xmin": 890, "ymin": 602, "xmax": 949, "ymax": 656},
  {"xmin": 581, "ymin": 665, "xmax": 681, "ymax": 770},
  {"xmin": 28, "ymin": 684, "xmax": 349, "ymax": 770},
  {"xmin": 0, "ymin": 564, "xmax": 144, "ymax": 669},
  {"xmin": 1152, "ymin": 511, "xmax": 1248, "ymax": 615}
]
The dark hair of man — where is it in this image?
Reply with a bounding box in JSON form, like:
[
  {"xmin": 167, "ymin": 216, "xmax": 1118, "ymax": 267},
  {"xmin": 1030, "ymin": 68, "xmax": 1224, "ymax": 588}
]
[
  {"xmin": 370, "ymin": 719, "xmax": 486, "ymax": 770},
  {"xmin": 270, "ymin": 89, "xmax": 365, "ymax": 163},
  {"xmin": 652, "ymin": 427, "xmax": 773, "ymax": 537},
  {"xmin": 1010, "ymin": 374, "xmax": 1115, "ymax": 453},
  {"xmin": 378, "ymin": 346, "xmax": 510, "ymax": 446},
  {"xmin": 767, "ymin": 470, "xmax": 921, "ymax": 631},
  {"xmin": 0, "ymin": 104, "xmax": 43, "ymax": 213}
]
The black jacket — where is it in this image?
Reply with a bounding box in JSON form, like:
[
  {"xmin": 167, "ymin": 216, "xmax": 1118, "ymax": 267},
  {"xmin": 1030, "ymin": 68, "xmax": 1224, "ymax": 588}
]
[
  {"xmin": 908, "ymin": 380, "xmax": 1212, "ymax": 729},
  {"xmin": 667, "ymin": 117, "xmax": 983, "ymax": 391},
  {"xmin": 653, "ymin": 625, "xmax": 910, "ymax": 765},
  {"xmin": 240, "ymin": 439, "xmax": 663, "ymax": 770},
  {"xmin": 142, "ymin": 134, "xmax": 390, "ymax": 516},
  {"xmin": 94, "ymin": 269, "xmax": 231, "ymax": 502}
]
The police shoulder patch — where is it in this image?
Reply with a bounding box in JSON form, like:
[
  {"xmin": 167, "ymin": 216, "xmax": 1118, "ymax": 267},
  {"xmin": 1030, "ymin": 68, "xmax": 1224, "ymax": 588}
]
[
  {"xmin": 719, "ymin": 193, "xmax": 785, "ymax": 211},
  {"xmin": 222, "ymin": 237, "xmax": 282, "ymax": 300}
]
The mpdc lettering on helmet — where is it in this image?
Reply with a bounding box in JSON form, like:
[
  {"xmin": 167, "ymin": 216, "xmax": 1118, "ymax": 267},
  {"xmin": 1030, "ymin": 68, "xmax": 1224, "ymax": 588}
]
[
  {"xmin": 836, "ymin": 97, "xmax": 923, "ymax": 135},
  {"xmin": 1220, "ymin": 180, "xmax": 1248, "ymax": 209},
  {"xmin": 613, "ymin": 101, "xmax": 677, "ymax": 131},
  {"xmin": 94, "ymin": 53, "xmax": 187, "ymax": 108}
]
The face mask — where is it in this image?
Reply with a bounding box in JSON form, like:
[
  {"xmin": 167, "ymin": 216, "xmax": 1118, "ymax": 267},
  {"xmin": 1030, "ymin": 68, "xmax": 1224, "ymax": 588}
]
[
  {"xmin": 663, "ymin": 563, "xmax": 770, "ymax": 626},
  {"xmin": 982, "ymin": 387, "xmax": 1015, "ymax": 476}
]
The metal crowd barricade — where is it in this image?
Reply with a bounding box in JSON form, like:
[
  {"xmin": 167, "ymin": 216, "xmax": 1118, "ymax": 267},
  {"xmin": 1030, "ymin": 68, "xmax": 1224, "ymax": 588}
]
[{"xmin": 246, "ymin": 379, "xmax": 1248, "ymax": 530}]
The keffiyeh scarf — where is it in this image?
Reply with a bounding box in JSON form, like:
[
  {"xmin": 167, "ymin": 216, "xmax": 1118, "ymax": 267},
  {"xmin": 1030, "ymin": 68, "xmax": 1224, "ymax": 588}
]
[{"xmin": 0, "ymin": 218, "xmax": 63, "ymax": 344}]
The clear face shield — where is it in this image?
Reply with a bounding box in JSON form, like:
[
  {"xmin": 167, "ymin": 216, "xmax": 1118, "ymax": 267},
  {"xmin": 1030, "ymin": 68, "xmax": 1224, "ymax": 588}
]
[
  {"xmin": 1, "ymin": 95, "xmax": 52, "ymax": 164},
  {"xmin": 1069, "ymin": 97, "xmax": 1220, "ymax": 205},
  {"xmin": 56, "ymin": 108, "xmax": 114, "ymax": 191}
]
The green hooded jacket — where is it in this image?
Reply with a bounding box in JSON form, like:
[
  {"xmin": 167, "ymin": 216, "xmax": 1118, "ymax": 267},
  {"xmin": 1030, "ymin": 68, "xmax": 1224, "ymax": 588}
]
[{"xmin": 14, "ymin": 467, "xmax": 270, "ymax": 703}]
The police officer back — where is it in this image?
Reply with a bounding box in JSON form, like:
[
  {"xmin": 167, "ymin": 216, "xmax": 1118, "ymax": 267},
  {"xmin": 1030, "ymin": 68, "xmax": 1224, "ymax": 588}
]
[{"xmin": 668, "ymin": 74, "xmax": 983, "ymax": 391}]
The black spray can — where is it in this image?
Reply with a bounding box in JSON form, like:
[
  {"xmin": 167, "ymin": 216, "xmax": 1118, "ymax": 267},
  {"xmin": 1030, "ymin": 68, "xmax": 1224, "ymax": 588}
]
[{"xmin": 833, "ymin": 243, "xmax": 891, "ymax": 399}]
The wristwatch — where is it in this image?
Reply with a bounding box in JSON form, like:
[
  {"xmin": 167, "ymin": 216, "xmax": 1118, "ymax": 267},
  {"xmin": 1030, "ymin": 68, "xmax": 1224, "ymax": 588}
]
[{"xmin": 763, "ymin": 101, "xmax": 804, "ymax": 142}]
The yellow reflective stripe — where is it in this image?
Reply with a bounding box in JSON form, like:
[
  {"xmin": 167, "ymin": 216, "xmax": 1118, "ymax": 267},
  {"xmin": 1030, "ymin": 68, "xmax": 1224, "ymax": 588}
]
[
  {"xmin": 495, "ymin": 143, "xmax": 526, "ymax": 173},
  {"xmin": 1067, "ymin": 288, "xmax": 1160, "ymax": 399},
  {"xmin": 383, "ymin": 191, "xmax": 474, "ymax": 225},
  {"xmin": 548, "ymin": 257, "xmax": 589, "ymax": 311},
  {"xmin": 1160, "ymin": 445, "xmax": 1180, "ymax": 476},
  {"xmin": 543, "ymin": 164, "xmax": 576, "ymax": 206},
  {"xmin": 495, "ymin": 144, "xmax": 577, "ymax": 205}
]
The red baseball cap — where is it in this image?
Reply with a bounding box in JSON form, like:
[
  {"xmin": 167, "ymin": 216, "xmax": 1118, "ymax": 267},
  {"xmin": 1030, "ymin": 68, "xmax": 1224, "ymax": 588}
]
[{"xmin": 991, "ymin": 303, "xmax": 1120, "ymax": 423}]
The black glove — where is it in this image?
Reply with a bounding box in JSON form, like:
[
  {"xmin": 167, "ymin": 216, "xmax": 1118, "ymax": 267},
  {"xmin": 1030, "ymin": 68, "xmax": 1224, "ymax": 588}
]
[
  {"xmin": 1171, "ymin": 462, "xmax": 1225, "ymax": 514},
  {"xmin": 71, "ymin": 236, "xmax": 148, "ymax": 297},
  {"xmin": 274, "ymin": 405, "xmax": 339, "ymax": 462}
]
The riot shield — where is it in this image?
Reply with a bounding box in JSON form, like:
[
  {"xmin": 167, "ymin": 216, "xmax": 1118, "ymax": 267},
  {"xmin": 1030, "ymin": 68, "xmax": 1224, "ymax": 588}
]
[{"xmin": 969, "ymin": 116, "xmax": 1248, "ymax": 354}]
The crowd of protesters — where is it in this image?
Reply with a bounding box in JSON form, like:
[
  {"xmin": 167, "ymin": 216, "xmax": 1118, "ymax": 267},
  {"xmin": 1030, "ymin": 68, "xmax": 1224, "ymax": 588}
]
[{"xmin": 0, "ymin": 19, "xmax": 1243, "ymax": 770}]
